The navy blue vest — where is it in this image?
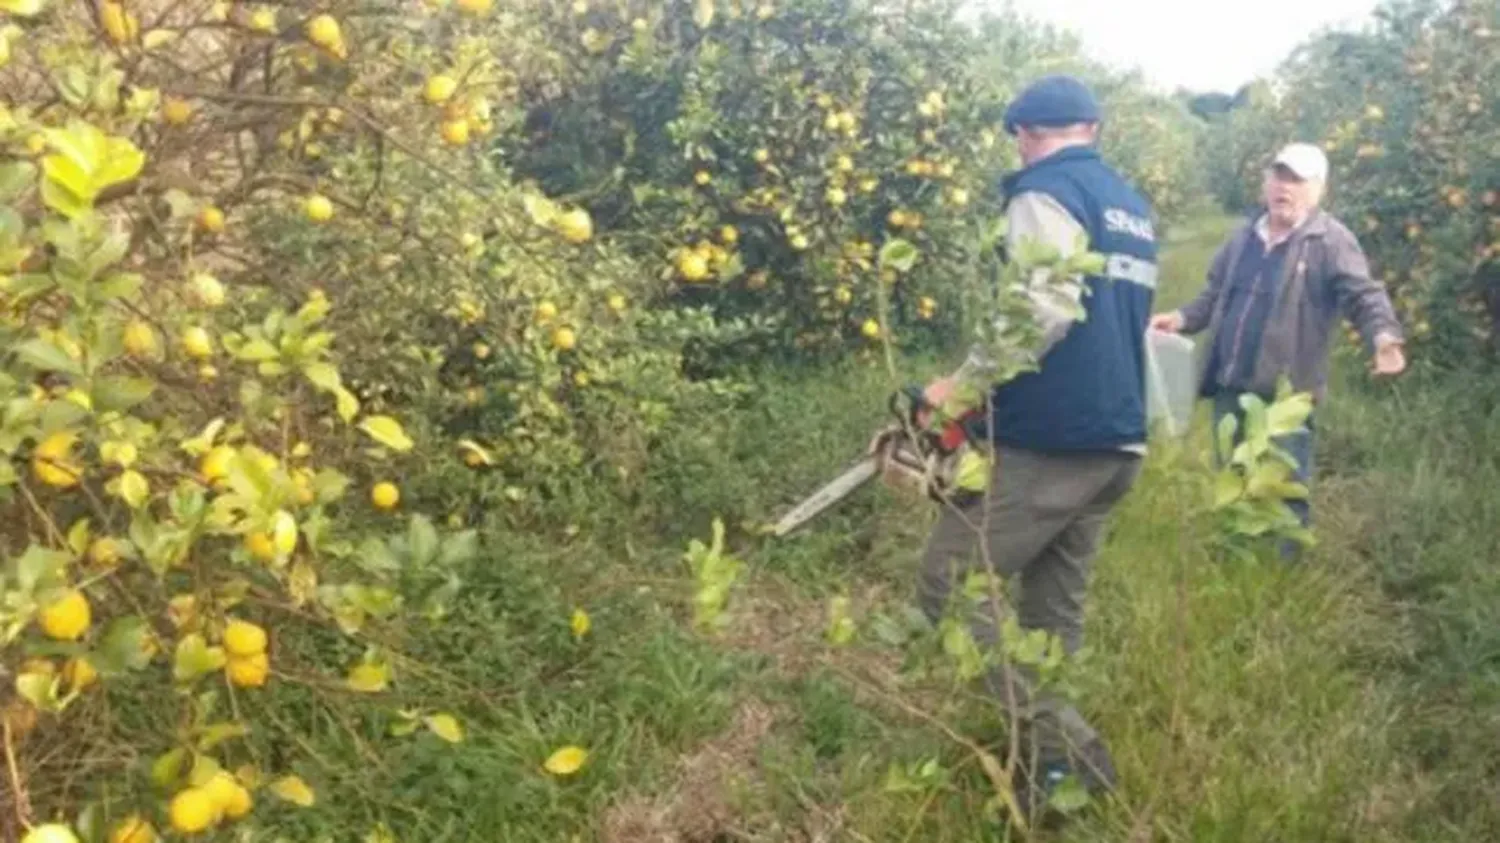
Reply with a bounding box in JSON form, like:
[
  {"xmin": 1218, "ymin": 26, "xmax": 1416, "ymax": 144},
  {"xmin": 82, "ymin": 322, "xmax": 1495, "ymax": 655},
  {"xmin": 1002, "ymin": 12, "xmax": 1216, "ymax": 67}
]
[{"xmin": 987, "ymin": 146, "xmax": 1159, "ymax": 452}]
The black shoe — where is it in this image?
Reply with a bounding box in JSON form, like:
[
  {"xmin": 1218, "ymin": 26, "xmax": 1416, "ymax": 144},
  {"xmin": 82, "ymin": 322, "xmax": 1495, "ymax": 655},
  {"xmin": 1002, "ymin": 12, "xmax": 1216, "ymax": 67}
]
[{"xmin": 1009, "ymin": 738, "xmax": 1118, "ymax": 829}]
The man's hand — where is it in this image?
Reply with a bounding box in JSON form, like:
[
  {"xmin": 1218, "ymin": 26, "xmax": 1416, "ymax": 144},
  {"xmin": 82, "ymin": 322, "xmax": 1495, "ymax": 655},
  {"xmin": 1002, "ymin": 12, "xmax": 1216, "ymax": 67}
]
[
  {"xmin": 1149, "ymin": 311, "xmax": 1184, "ymax": 333},
  {"xmin": 1372, "ymin": 335, "xmax": 1406, "ymax": 377},
  {"xmin": 918, "ymin": 376, "xmax": 957, "ymax": 429}
]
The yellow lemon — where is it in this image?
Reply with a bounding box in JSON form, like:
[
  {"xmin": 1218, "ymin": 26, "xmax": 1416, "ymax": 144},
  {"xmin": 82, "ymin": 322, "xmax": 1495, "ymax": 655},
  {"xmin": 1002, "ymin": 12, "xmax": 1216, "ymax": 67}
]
[
  {"xmin": 552, "ymin": 327, "xmax": 577, "ymax": 351},
  {"xmin": 181, "ymin": 326, "xmax": 214, "ymax": 359},
  {"xmin": 676, "ymin": 251, "xmax": 710, "ymax": 282},
  {"xmin": 226, "ymin": 652, "xmax": 269, "ymax": 688},
  {"xmin": 101, "ymin": 2, "xmax": 138, "ymax": 44},
  {"xmin": 108, "ymin": 815, "xmax": 156, "ymax": 843},
  {"xmin": 861, "ymin": 318, "xmax": 880, "ymax": 339},
  {"xmin": 123, "ymin": 320, "xmax": 159, "ymax": 358},
  {"xmin": 305, "ymin": 14, "xmax": 341, "ymax": 49},
  {"xmin": 169, "ymin": 787, "xmax": 218, "ymax": 834},
  {"xmin": 555, "ymin": 208, "xmax": 593, "ymax": 244},
  {"xmin": 789, "ymin": 232, "xmax": 809, "ymax": 251},
  {"xmin": 21, "ymin": 824, "xmax": 80, "ymax": 843},
  {"xmin": 441, "ymin": 118, "xmax": 470, "ymax": 146},
  {"xmin": 371, "ymin": 481, "xmax": 400, "ymax": 510},
  {"xmin": 752, "ymin": 148, "xmax": 770, "ymax": 164},
  {"xmin": 223, "ymin": 619, "xmax": 267, "ymax": 657},
  {"xmin": 693, "ymin": 170, "xmax": 712, "ymax": 186},
  {"xmin": 834, "ymin": 286, "xmax": 852, "ymax": 305},
  {"xmin": 457, "ymin": 0, "xmax": 493, "ymax": 13},
  {"xmin": 949, "ymin": 187, "xmax": 970, "ymax": 207},
  {"xmin": 162, "ymin": 97, "xmax": 193, "ymax": 125},
  {"xmin": 719, "ymin": 225, "xmax": 738, "ymax": 244},
  {"xmin": 88, "ymin": 537, "xmax": 122, "ymax": 567},
  {"xmin": 825, "ymin": 186, "xmax": 847, "ymax": 207},
  {"xmin": 536, "ymin": 300, "xmax": 558, "ymax": 322},
  {"xmin": 244, "ymin": 532, "xmax": 277, "ymax": 563},
  {"xmin": 425, "ymin": 75, "xmax": 458, "ymax": 104},
  {"xmin": 32, "ymin": 432, "xmax": 83, "ymax": 489},
  {"xmin": 305, "ymin": 194, "xmax": 334, "ymax": 222},
  {"xmin": 607, "ymin": 293, "xmax": 626, "ymax": 313},
  {"xmin": 221, "ymin": 781, "xmax": 252, "ymax": 819},
  {"xmin": 62, "ymin": 657, "xmax": 98, "ymax": 691},
  {"xmin": 200, "ymin": 445, "xmax": 235, "ymax": 484},
  {"xmin": 189, "ymin": 273, "xmax": 226, "ymax": 309},
  {"xmin": 196, "ymin": 206, "xmax": 225, "ymax": 233},
  {"xmin": 39, "ymin": 589, "xmax": 91, "ymax": 641}
]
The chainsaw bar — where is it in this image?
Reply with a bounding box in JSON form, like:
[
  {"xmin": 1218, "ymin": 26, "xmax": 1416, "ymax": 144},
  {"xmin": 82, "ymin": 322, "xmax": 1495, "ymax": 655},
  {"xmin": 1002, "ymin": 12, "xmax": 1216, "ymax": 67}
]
[{"xmin": 771, "ymin": 457, "xmax": 880, "ymax": 537}]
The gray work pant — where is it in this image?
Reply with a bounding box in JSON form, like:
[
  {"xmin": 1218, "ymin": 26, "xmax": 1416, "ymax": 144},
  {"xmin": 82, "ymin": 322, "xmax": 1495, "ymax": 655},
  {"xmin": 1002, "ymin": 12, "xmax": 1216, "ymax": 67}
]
[{"xmin": 917, "ymin": 445, "xmax": 1143, "ymax": 760}]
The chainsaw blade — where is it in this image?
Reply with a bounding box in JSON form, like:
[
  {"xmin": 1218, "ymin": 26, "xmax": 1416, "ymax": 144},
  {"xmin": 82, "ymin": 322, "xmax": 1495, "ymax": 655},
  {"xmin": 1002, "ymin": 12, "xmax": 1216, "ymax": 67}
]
[{"xmin": 772, "ymin": 456, "xmax": 880, "ymax": 537}]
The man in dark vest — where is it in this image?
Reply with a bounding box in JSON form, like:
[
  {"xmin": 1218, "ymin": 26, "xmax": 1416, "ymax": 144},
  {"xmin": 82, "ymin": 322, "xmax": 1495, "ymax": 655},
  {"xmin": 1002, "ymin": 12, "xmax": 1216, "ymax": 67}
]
[{"xmin": 916, "ymin": 74, "xmax": 1157, "ymax": 824}]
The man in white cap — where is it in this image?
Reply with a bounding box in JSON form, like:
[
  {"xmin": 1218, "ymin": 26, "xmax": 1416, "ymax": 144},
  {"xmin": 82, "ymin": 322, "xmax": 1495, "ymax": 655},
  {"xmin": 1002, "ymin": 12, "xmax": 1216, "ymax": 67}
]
[{"xmin": 1151, "ymin": 142, "xmax": 1405, "ymax": 553}]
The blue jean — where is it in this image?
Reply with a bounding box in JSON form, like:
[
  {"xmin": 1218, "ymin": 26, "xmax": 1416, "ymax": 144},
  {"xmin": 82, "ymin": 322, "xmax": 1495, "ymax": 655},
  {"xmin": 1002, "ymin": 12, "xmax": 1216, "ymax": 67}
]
[{"xmin": 1211, "ymin": 391, "xmax": 1314, "ymax": 557}]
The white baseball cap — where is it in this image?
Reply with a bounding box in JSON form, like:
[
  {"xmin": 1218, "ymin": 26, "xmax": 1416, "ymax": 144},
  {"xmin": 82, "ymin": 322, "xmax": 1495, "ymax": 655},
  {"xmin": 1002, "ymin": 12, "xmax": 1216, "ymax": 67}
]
[{"xmin": 1271, "ymin": 142, "xmax": 1329, "ymax": 182}]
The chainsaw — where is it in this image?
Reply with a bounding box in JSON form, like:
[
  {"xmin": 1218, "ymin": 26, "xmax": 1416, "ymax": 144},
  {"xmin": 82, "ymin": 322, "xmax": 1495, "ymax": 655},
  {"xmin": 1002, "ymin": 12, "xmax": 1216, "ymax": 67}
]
[{"xmin": 771, "ymin": 385, "xmax": 988, "ymax": 537}]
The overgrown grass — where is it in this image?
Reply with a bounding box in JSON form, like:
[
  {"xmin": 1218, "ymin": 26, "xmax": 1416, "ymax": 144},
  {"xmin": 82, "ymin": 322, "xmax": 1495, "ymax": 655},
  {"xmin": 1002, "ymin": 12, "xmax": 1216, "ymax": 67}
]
[{"xmin": 102, "ymin": 211, "xmax": 1498, "ymax": 841}]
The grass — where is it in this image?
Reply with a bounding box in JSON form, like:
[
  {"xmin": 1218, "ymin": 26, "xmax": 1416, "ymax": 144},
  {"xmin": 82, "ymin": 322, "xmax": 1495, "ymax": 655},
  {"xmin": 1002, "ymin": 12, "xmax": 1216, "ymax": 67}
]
[{"xmin": 85, "ymin": 209, "xmax": 1500, "ymax": 841}]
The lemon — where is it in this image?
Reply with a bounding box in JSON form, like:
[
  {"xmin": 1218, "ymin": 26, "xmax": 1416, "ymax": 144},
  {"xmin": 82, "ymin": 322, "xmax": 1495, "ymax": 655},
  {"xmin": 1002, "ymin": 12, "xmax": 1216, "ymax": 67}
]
[
  {"xmin": 472, "ymin": 342, "xmax": 491, "ymax": 359},
  {"xmin": 62, "ymin": 657, "xmax": 98, "ymax": 691},
  {"xmin": 32, "ymin": 432, "xmax": 82, "ymax": 489},
  {"xmin": 457, "ymin": 0, "xmax": 493, "ymax": 13},
  {"xmin": 221, "ymin": 781, "xmax": 253, "ymax": 819},
  {"xmin": 203, "ymin": 772, "xmax": 243, "ymax": 815},
  {"xmin": 189, "ymin": 273, "xmax": 226, "ymax": 309},
  {"xmin": 676, "ymin": 251, "xmax": 710, "ymax": 282},
  {"xmin": 101, "ymin": 2, "xmax": 138, "ymax": 44},
  {"xmin": 573, "ymin": 371, "xmax": 590, "ymax": 387},
  {"xmin": 244, "ymin": 532, "xmax": 277, "ymax": 563},
  {"xmin": 305, "ymin": 14, "xmax": 341, "ymax": 49},
  {"xmin": 835, "ymin": 155, "xmax": 854, "ymax": 172},
  {"xmin": 181, "ymin": 326, "xmax": 214, "ymax": 359},
  {"xmin": 123, "ymin": 320, "xmax": 158, "ymax": 358},
  {"xmin": 88, "ymin": 537, "xmax": 122, "ymax": 567},
  {"xmin": 789, "ymin": 233, "xmax": 809, "ymax": 251},
  {"xmin": 825, "ymin": 186, "xmax": 847, "ymax": 207},
  {"xmin": 719, "ymin": 225, "xmax": 738, "ymax": 245},
  {"xmin": 305, "ymin": 194, "xmax": 334, "ymax": 222},
  {"xmin": 226, "ymin": 652, "xmax": 269, "ymax": 687},
  {"xmin": 752, "ymin": 148, "xmax": 770, "ymax": 164},
  {"xmin": 108, "ymin": 814, "xmax": 156, "ymax": 843},
  {"xmin": 552, "ymin": 327, "xmax": 577, "ymax": 351},
  {"xmin": 223, "ymin": 619, "xmax": 267, "ymax": 657},
  {"xmin": 834, "ymin": 286, "xmax": 852, "ymax": 305},
  {"xmin": 245, "ymin": 6, "xmax": 276, "ymax": 31},
  {"xmin": 200, "ymin": 445, "xmax": 236, "ymax": 485},
  {"xmin": 861, "ymin": 319, "xmax": 881, "ymax": 339},
  {"xmin": 196, "ymin": 206, "xmax": 225, "ymax": 233},
  {"xmin": 370, "ymin": 481, "xmax": 400, "ymax": 510},
  {"xmin": 555, "ymin": 209, "xmax": 593, "ymax": 244},
  {"xmin": 441, "ymin": 118, "xmax": 470, "ymax": 146},
  {"xmin": 949, "ymin": 187, "xmax": 970, "ymax": 207},
  {"xmin": 39, "ymin": 589, "xmax": 91, "ymax": 641},
  {"xmin": 162, "ymin": 97, "xmax": 193, "ymax": 125},
  {"xmin": 21, "ymin": 824, "xmax": 80, "ymax": 843},
  {"xmin": 169, "ymin": 787, "xmax": 218, "ymax": 833},
  {"xmin": 425, "ymin": 75, "xmax": 458, "ymax": 104},
  {"xmin": 693, "ymin": 170, "xmax": 712, "ymax": 186},
  {"xmin": 607, "ymin": 293, "xmax": 626, "ymax": 313}
]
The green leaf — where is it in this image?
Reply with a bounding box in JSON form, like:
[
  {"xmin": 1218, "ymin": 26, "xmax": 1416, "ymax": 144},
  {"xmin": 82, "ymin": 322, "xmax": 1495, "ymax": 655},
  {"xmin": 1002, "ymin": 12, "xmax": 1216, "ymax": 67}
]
[
  {"xmin": 96, "ymin": 616, "xmax": 152, "ymax": 673},
  {"xmin": 1265, "ymin": 392, "xmax": 1313, "ymax": 437},
  {"xmin": 437, "ymin": 529, "xmax": 479, "ymax": 568},
  {"xmin": 358, "ymin": 415, "xmax": 413, "ymax": 452},
  {"xmin": 423, "ymin": 713, "xmax": 465, "ymax": 743},
  {"xmin": 92, "ymin": 376, "xmax": 155, "ymax": 413},
  {"xmin": 302, "ymin": 361, "xmax": 341, "ymax": 392},
  {"xmin": 234, "ymin": 338, "xmax": 280, "ymax": 363},
  {"xmin": 0, "ymin": 161, "xmax": 36, "ymax": 202},
  {"xmin": 12, "ymin": 545, "xmax": 71, "ymax": 591},
  {"xmin": 15, "ymin": 671, "xmax": 58, "ymax": 711},
  {"xmin": 173, "ymin": 633, "xmax": 227, "ymax": 683},
  {"xmin": 96, "ymin": 272, "xmax": 144, "ymax": 301},
  {"xmin": 335, "ymin": 387, "xmax": 360, "ymax": 423},
  {"xmin": 1213, "ymin": 470, "xmax": 1244, "ymax": 508},
  {"xmin": 150, "ymin": 747, "xmax": 189, "ymax": 791},
  {"xmin": 13, "ymin": 338, "xmax": 83, "ymax": 376},
  {"xmin": 879, "ymin": 238, "xmax": 920, "ymax": 273},
  {"xmin": 114, "ymin": 470, "xmax": 150, "ymax": 509},
  {"xmin": 408, "ymin": 515, "xmax": 439, "ymax": 567},
  {"xmin": 196, "ymin": 722, "xmax": 251, "ymax": 752}
]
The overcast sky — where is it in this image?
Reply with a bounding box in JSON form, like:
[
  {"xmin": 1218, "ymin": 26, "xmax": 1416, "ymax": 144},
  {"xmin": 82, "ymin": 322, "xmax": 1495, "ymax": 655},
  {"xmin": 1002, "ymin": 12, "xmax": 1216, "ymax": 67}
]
[{"xmin": 973, "ymin": 0, "xmax": 1383, "ymax": 93}]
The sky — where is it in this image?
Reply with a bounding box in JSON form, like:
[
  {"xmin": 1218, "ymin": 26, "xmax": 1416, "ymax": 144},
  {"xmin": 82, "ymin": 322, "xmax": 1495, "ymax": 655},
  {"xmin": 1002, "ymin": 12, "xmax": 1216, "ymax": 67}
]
[{"xmin": 973, "ymin": 0, "xmax": 1382, "ymax": 94}]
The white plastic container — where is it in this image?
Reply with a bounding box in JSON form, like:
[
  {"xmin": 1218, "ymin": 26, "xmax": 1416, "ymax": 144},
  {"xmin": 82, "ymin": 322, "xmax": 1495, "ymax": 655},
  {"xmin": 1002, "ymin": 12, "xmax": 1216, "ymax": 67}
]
[{"xmin": 1144, "ymin": 328, "xmax": 1198, "ymax": 437}]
